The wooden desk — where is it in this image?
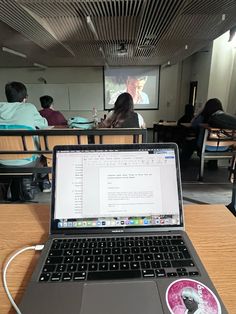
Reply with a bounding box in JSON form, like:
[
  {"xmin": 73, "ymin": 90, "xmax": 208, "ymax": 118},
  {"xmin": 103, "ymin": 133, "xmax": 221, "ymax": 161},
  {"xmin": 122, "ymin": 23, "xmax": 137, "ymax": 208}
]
[
  {"xmin": 153, "ymin": 122, "xmax": 183, "ymax": 143},
  {"xmin": 0, "ymin": 204, "xmax": 236, "ymax": 313}
]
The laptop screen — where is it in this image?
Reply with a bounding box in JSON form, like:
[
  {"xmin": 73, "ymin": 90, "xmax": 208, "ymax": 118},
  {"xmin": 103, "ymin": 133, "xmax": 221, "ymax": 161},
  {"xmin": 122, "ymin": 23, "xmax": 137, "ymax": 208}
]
[{"xmin": 51, "ymin": 144, "xmax": 183, "ymax": 233}]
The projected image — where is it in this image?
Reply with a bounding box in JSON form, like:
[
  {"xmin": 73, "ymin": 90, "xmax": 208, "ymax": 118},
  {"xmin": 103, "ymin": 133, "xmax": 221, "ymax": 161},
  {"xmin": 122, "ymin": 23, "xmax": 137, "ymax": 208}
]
[{"xmin": 104, "ymin": 66, "xmax": 160, "ymax": 110}]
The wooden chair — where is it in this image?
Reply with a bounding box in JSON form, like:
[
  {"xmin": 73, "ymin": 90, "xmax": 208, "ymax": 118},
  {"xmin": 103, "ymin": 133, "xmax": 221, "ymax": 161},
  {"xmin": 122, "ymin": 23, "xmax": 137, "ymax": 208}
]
[
  {"xmin": 0, "ymin": 129, "xmax": 89, "ymax": 176},
  {"xmin": 0, "ymin": 131, "xmax": 41, "ymax": 201},
  {"xmin": 94, "ymin": 128, "xmax": 147, "ymax": 144},
  {"xmin": 0, "ymin": 133, "xmax": 36, "ymax": 161},
  {"xmin": 199, "ymin": 126, "xmax": 236, "ymax": 181},
  {"xmin": 38, "ymin": 129, "xmax": 88, "ymax": 167},
  {"xmin": 0, "ymin": 128, "xmax": 147, "ymax": 176}
]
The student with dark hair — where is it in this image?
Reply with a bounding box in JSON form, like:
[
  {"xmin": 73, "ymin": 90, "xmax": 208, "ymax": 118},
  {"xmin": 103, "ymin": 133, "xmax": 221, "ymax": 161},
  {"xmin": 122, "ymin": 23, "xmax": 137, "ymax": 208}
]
[
  {"xmin": 191, "ymin": 98, "xmax": 223, "ymax": 127},
  {"xmin": 177, "ymin": 104, "xmax": 194, "ymax": 125},
  {"xmin": 0, "ymin": 82, "xmax": 49, "ymax": 198},
  {"xmin": 180, "ymin": 98, "xmax": 224, "ymax": 166},
  {"xmin": 39, "ymin": 95, "xmax": 67, "ymax": 126},
  {"xmin": 99, "ymin": 92, "xmax": 145, "ymax": 128},
  {"xmin": 5, "ymin": 81, "xmax": 27, "ymax": 102},
  {"xmin": 0, "ymin": 81, "xmax": 47, "ymax": 128}
]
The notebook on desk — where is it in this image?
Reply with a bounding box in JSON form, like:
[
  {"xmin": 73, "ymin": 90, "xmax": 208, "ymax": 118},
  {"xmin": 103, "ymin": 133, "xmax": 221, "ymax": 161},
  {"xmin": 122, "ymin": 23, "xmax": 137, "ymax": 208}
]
[{"xmin": 20, "ymin": 143, "xmax": 227, "ymax": 314}]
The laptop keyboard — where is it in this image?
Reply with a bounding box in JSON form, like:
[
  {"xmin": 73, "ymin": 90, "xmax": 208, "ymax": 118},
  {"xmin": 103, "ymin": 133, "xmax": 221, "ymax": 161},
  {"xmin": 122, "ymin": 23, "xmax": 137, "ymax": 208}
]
[{"xmin": 39, "ymin": 235, "xmax": 199, "ymax": 282}]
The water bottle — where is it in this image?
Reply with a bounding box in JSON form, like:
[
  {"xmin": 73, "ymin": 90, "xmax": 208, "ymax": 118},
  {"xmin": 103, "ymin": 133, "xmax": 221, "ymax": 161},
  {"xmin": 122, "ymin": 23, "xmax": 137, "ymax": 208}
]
[{"xmin": 92, "ymin": 107, "xmax": 98, "ymax": 127}]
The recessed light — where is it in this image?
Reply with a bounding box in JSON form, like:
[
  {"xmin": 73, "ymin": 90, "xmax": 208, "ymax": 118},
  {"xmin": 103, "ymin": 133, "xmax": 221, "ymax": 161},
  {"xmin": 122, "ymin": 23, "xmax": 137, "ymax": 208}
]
[{"xmin": 2, "ymin": 47, "xmax": 27, "ymax": 58}]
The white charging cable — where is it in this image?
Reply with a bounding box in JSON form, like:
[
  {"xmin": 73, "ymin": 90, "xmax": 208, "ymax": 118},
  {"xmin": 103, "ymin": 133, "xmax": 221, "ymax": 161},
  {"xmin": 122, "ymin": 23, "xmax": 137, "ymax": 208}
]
[{"xmin": 3, "ymin": 244, "xmax": 45, "ymax": 314}]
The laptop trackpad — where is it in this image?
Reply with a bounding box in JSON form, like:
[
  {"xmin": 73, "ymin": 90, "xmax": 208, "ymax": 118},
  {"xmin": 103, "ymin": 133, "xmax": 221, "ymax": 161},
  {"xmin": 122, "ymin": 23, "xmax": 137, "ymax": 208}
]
[{"xmin": 80, "ymin": 281, "xmax": 163, "ymax": 314}]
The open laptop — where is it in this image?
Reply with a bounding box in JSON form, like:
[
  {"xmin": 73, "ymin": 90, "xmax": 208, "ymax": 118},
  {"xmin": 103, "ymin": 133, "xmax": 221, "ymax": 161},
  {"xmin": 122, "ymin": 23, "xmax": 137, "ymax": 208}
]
[{"xmin": 20, "ymin": 143, "xmax": 227, "ymax": 314}]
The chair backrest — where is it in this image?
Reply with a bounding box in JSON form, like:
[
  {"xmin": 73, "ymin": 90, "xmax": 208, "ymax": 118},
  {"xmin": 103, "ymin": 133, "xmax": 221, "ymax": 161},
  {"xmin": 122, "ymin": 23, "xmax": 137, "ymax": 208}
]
[
  {"xmin": 198, "ymin": 126, "xmax": 236, "ymax": 181},
  {"xmin": 94, "ymin": 128, "xmax": 147, "ymax": 144},
  {"xmin": 0, "ymin": 128, "xmax": 147, "ymax": 173},
  {"xmin": 203, "ymin": 127, "xmax": 236, "ymax": 151},
  {"xmin": 0, "ymin": 125, "xmax": 36, "ymax": 160},
  {"xmin": 39, "ymin": 129, "xmax": 89, "ymax": 166}
]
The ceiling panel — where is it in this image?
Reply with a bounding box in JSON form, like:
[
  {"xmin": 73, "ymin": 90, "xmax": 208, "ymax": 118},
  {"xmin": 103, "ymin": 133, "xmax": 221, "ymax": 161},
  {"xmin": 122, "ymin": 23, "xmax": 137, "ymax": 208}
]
[{"xmin": 0, "ymin": 0, "xmax": 235, "ymax": 67}]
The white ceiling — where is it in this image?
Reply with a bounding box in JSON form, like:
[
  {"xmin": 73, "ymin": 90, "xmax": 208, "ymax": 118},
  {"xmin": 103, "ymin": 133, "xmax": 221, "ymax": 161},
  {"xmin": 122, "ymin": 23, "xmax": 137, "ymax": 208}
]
[{"xmin": 0, "ymin": 0, "xmax": 236, "ymax": 67}]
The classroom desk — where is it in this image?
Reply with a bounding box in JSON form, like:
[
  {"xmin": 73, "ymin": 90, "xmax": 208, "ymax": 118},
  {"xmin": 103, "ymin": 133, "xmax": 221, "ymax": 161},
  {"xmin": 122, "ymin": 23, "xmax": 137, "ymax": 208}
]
[
  {"xmin": 153, "ymin": 122, "xmax": 178, "ymax": 142},
  {"xmin": 0, "ymin": 204, "xmax": 236, "ymax": 314}
]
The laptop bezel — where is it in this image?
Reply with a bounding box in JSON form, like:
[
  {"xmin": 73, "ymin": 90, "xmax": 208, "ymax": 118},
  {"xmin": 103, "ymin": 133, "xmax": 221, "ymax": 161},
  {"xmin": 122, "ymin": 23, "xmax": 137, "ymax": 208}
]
[{"xmin": 50, "ymin": 143, "xmax": 184, "ymax": 235}]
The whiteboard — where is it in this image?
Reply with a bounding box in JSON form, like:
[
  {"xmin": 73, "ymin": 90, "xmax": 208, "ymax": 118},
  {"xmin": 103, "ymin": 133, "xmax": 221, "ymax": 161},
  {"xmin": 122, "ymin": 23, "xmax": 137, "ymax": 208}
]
[
  {"xmin": 69, "ymin": 83, "xmax": 103, "ymax": 110},
  {"xmin": 26, "ymin": 84, "xmax": 69, "ymax": 110}
]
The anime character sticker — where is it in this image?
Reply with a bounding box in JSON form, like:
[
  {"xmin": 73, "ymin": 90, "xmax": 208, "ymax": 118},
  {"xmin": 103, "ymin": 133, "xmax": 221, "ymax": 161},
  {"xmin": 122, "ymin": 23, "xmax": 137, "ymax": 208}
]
[{"xmin": 166, "ymin": 279, "xmax": 221, "ymax": 314}]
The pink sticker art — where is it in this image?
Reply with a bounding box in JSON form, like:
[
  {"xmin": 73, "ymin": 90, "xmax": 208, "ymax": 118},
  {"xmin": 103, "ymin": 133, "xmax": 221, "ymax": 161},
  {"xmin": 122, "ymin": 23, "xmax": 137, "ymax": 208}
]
[{"xmin": 166, "ymin": 278, "xmax": 221, "ymax": 314}]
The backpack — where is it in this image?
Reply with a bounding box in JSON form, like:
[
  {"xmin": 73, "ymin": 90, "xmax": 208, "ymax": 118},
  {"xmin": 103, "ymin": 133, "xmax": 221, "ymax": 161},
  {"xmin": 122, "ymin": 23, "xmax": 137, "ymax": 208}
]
[
  {"xmin": 208, "ymin": 110, "xmax": 236, "ymax": 129},
  {"xmin": 68, "ymin": 116, "xmax": 94, "ymax": 129},
  {"xmin": 7, "ymin": 176, "xmax": 37, "ymax": 201}
]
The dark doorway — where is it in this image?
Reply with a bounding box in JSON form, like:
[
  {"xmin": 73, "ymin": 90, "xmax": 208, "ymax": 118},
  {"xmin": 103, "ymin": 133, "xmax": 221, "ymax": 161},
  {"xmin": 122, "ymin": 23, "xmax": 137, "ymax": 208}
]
[{"xmin": 189, "ymin": 81, "xmax": 198, "ymax": 107}]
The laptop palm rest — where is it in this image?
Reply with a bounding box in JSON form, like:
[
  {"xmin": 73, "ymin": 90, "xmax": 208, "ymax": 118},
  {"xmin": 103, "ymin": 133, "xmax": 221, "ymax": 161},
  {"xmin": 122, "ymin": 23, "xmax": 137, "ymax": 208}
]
[{"xmin": 80, "ymin": 280, "xmax": 163, "ymax": 314}]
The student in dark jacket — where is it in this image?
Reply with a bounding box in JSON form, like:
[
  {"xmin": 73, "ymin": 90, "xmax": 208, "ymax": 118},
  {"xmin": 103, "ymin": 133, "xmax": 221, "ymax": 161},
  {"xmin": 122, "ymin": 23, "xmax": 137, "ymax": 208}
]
[
  {"xmin": 98, "ymin": 92, "xmax": 145, "ymax": 128},
  {"xmin": 177, "ymin": 104, "xmax": 194, "ymax": 125},
  {"xmin": 180, "ymin": 98, "xmax": 223, "ymax": 166},
  {"xmin": 191, "ymin": 98, "xmax": 223, "ymax": 128},
  {"xmin": 39, "ymin": 95, "xmax": 67, "ymax": 126}
]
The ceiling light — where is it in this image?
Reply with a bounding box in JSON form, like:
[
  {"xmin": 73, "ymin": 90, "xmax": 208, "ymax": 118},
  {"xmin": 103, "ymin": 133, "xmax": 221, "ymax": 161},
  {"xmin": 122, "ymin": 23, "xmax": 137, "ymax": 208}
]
[
  {"xmin": 222, "ymin": 14, "xmax": 226, "ymax": 21},
  {"xmin": 117, "ymin": 43, "xmax": 128, "ymax": 56},
  {"xmin": 86, "ymin": 16, "xmax": 99, "ymax": 40},
  {"xmin": 185, "ymin": 44, "xmax": 188, "ymax": 50},
  {"xmin": 2, "ymin": 46, "xmax": 27, "ymax": 58},
  {"xmin": 33, "ymin": 63, "xmax": 48, "ymax": 69}
]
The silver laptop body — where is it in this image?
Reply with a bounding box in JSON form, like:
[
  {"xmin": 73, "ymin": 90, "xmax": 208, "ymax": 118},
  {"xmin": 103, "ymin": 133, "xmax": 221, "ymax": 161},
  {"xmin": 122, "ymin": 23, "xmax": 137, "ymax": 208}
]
[{"xmin": 20, "ymin": 143, "xmax": 227, "ymax": 314}]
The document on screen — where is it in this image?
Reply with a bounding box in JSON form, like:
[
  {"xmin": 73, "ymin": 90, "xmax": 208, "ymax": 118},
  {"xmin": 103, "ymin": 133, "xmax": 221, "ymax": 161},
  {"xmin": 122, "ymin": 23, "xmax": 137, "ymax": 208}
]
[{"xmin": 99, "ymin": 167, "xmax": 162, "ymax": 217}]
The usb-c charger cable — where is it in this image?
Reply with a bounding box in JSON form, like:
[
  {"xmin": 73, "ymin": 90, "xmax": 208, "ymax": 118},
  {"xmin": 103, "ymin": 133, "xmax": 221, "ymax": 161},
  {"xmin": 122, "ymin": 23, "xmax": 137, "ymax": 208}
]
[{"xmin": 3, "ymin": 244, "xmax": 45, "ymax": 314}]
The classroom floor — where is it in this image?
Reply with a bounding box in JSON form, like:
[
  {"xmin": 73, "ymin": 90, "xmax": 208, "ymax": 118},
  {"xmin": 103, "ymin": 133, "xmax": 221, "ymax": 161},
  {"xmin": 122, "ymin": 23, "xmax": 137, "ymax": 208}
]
[{"xmin": 182, "ymin": 151, "xmax": 234, "ymax": 208}]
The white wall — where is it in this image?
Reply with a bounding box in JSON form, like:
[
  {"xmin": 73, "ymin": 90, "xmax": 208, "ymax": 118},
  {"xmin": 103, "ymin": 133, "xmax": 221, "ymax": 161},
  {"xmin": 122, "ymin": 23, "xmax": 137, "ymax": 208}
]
[
  {"xmin": 208, "ymin": 32, "xmax": 235, "ymax": 109},
  {"xmin": 0, "ymin": 67, "xmax": 103, "ymax": 120},
  {"xmin": 178, "ymin": 58, "xmax": 192, "ymax": 116},
  {"xmin": 177, "ymin": 45, "xmax": 212, "ymax": 119},
  {"xmin": 0, "ymin": 66, "xmax": 181, "ymax": 128},
  {"xmin": 227, "ymin": 49, "xmax": 236, "ymax": 114},
  {"xmin": 191, "ymin": 45, "xmax": 212, "ymax": 108},
  {"xmin": 158, "ymin": 63, "xmax": 180, "ymax": 121}
]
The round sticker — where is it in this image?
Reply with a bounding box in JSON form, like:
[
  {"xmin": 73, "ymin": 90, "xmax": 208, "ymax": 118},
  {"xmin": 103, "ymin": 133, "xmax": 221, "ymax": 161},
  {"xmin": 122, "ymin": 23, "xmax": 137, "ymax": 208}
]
[{"xmin": 166, "ymin": 278, "xmax": 221, "ymax": 314}]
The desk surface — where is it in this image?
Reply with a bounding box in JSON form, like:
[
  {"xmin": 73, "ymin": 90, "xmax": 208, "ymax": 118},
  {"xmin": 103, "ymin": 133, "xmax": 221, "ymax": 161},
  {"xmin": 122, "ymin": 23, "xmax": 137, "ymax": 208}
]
[{"xmin": 0, "ymin": 204, "xmax": 236, "ymax": 314}]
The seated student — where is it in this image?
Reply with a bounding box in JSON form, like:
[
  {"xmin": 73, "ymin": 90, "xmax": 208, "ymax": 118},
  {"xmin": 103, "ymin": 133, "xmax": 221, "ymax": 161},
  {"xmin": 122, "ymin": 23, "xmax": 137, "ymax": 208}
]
[
  {"xmin": 191, "ymin": 98, "xmax": 227, "ymax": 150},
  {"xmin": 99, "ymin": 92, "xmax": 145, "ymax": 128},
  {"xmin": 0, "ymin": 81, "xmax": 48, "ymax": 129},
  {"xmin": 176, "ymin": 104, "xmax": 195, "ymax": 149},
  {"xmin": 39, "ymin": 95, "xmax": 67, "ymax": 126},
  {"xmin": 0, "ymin": 82, "xmax": 50, "ymax": 195},
  {"xmin": 180, "ymin": 98, "xmax": 226, "ymax": 166},
  {"xmin": 177, "ymin": 104, "xmax": 194, "ymax": 125}
]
